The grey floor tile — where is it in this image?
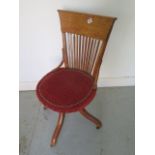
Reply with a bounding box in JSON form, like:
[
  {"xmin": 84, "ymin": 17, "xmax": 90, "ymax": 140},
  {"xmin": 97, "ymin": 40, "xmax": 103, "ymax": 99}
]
[
  {"xmin": 19, "ymin": 87, "xmax": 134, "ymax": 155},
  {"xmin": 19, "ymin": 91, "xmax": 41, "ymax": 155}
]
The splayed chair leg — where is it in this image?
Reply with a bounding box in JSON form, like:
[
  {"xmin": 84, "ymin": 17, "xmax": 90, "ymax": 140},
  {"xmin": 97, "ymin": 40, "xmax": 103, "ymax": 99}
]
[
  {"xmin": 51, "ymin": 112, "xmax": 65, "ymax": 146},
  {"xmin": 80, "ymin": 109, "xmax": 102, "ymax": 129}
]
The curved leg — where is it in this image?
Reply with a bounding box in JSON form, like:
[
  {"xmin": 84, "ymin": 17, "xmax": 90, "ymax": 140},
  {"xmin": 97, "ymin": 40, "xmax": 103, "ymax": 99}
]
[
  {"xmin": 80, "ymin": 109, "xmax": 102, "ymax": 129},
  {"xmin": 51, "ymin": 113, "xmax": 65, "ymax": 146}
]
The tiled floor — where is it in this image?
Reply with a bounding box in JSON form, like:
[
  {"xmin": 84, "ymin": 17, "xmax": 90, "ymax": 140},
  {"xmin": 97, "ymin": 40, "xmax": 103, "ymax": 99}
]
[{"xmin": 19, "ymin": 87, "xmax": 135, "ymax": 155}]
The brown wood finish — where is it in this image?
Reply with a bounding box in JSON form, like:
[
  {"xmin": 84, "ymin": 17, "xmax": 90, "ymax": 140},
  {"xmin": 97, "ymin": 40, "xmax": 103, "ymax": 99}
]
[
  {"xmin": 58, "ymin": 10, "xmax": 116, "ymax": 40},
  {"xmin": 58, "ymin": 10, "xmax": 116, "ymax": 86},
  {"xmin": 49, "ymin": 10, "xmax": 116, "ymax": 146},
  {"xmin": 51, "ymin": 113, "xmax": 65, "ymax": 146},
  {"xmin": 80, "ymin": 109, "xmax": 102, "ymax": 129}
]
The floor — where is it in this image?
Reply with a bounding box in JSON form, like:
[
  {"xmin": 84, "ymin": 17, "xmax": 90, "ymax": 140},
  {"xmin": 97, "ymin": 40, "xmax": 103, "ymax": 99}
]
[{"xmin": 19, "ymin": 87, "xmax": 135, "ymax": 155}]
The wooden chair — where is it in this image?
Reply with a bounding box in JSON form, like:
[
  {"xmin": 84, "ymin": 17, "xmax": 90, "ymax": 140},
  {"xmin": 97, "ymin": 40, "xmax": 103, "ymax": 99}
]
[{"xmin": 36, "ymin": 10, "xmax": 116, "ymax": 146}]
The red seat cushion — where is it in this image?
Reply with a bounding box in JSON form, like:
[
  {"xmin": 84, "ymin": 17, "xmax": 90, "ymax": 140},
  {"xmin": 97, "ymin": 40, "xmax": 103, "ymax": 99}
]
[{"xmin": 36, "ymin": 68, "xmax": 96, "ymax": 113}]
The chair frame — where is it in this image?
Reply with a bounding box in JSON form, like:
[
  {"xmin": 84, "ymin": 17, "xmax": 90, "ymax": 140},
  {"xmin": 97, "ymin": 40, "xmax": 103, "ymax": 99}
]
[
  {"xmin": 43, "ymin": 10, "xmax": 116, "ymax": 146},
  {"xmin": 44, "ymin": 61, "xmax": 103, "ymax": 146}
]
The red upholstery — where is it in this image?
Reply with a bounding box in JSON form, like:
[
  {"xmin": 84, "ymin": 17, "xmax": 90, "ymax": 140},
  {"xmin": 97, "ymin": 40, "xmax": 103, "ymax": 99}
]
[{"xmin": 36, "ymin": 68, "xmax": 96, "ymax": 113}]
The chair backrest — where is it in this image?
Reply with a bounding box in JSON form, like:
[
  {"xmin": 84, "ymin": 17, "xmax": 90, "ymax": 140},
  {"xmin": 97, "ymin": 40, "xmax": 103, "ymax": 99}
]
[{"xmin": 58, "ymin": 10, "xmax": 116, "ymax": 83}]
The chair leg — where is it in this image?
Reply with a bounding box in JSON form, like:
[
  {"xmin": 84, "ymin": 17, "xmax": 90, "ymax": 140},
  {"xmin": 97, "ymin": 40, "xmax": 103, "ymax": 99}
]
[
  {"xmin": 80, "ymin": 109, "xmax": 102, "ymax": 129},
  {"xmin": 43, "ymin": 106, "xmax": 47, "ymax": 110},
  {"xmin": 51, "ymin": 112, "xmax": 65, "ymax": 146}
]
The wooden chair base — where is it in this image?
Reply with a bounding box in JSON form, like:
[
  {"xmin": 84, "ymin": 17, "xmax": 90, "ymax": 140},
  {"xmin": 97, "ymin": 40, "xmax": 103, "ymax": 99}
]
[
  {"xmin": 50, "ymin": 109, "xmax": 102, "ymax": 146},
  {"xmin": 51, "ymin": 113, "xmax": 65, "ymax": 146},
  {"xmin": 80, "ymin": 109, "xmax": 102, "ymax": 129}
]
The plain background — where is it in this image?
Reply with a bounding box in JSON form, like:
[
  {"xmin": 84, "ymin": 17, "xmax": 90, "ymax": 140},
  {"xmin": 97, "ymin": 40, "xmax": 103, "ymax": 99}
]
[{"xmin": 19, "ymin": 0, "xmax": 135, "ymax": 90}]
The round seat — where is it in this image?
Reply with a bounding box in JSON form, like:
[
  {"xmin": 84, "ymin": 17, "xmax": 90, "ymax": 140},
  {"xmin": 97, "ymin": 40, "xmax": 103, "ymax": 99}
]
[{"xmin": 36, "ymin": 68, "xmax": 96, "ymax": 113}]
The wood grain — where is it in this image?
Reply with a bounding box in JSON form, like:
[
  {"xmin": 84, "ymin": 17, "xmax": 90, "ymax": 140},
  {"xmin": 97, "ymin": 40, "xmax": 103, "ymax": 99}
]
[{"xmin": 58, "ymin": 9, "xmax": 116, "ymax": 86}]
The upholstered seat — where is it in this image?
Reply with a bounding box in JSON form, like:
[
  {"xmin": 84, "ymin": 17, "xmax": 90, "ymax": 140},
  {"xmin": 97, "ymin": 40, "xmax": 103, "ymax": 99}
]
[
  {"xmin": 36, "ymin": 68, "xmax": 96, "ymax": 113},
  {"xmin": 36, "ymin": 10, "xmax": 116, "ymax": 146}
]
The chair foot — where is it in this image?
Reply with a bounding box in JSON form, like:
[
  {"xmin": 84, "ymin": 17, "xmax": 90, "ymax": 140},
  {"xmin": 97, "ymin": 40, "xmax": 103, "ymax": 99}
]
[
  {"xmin": 80, "ymin": 109, "xmax": 102, "ymax": 129},
  {"xmin": 50, "ymin": 113, "xmax": 65, "ymax": 146},
  {"xmin": 43, "ymin": 106, "xmax": 47, "ymax": 110}
]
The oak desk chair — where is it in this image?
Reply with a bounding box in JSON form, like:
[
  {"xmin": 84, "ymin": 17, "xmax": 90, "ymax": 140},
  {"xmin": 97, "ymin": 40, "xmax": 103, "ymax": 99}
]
[{"xmin": 36, "ymin": 10, "xmax": 116, "ymax": 146}]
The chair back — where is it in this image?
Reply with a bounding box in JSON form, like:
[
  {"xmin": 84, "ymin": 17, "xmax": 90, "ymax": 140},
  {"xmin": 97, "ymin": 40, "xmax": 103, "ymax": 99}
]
[{"xmin": 58, "ymin": 10, "xmax": 116, "ymax": 83}]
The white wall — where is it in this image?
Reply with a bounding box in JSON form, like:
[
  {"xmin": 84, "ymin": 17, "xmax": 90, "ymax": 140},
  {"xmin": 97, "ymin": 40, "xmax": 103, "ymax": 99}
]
[{"xmin": 19, "ymin": 0, "xmax": 134, "ymax": 90}]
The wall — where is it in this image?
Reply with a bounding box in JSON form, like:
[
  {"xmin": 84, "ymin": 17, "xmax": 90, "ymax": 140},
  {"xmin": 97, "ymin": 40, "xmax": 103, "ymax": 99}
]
[{"xmin": 19, "ymin": 0, "xmax": 135, "ymax": 90}]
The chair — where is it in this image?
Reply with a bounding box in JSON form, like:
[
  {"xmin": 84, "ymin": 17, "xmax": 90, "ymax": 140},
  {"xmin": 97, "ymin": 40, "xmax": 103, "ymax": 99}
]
[{"xmin": 36, "ymin": 10, "xmax": 116, "ymax": 146}]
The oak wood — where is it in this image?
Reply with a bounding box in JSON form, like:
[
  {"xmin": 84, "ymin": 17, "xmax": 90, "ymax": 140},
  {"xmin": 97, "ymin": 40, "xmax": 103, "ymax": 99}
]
[
  {"xmin": 58, "ymin": 10, "xmax": 116, "ymax": 86},
  {"xmin": 58, "ymin": 10, "xmax": 116, "ymax": 40},
  {"xmin": 51, "ymin": 113, "xmax": 65, "ymax": 146},
  {"xmin": 80, "ymin": 109, "xmax": 102, "ymax": 129},
  {"xmin": 48, "ymin": 10, "xmax": 116, "ymax": 146}
]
